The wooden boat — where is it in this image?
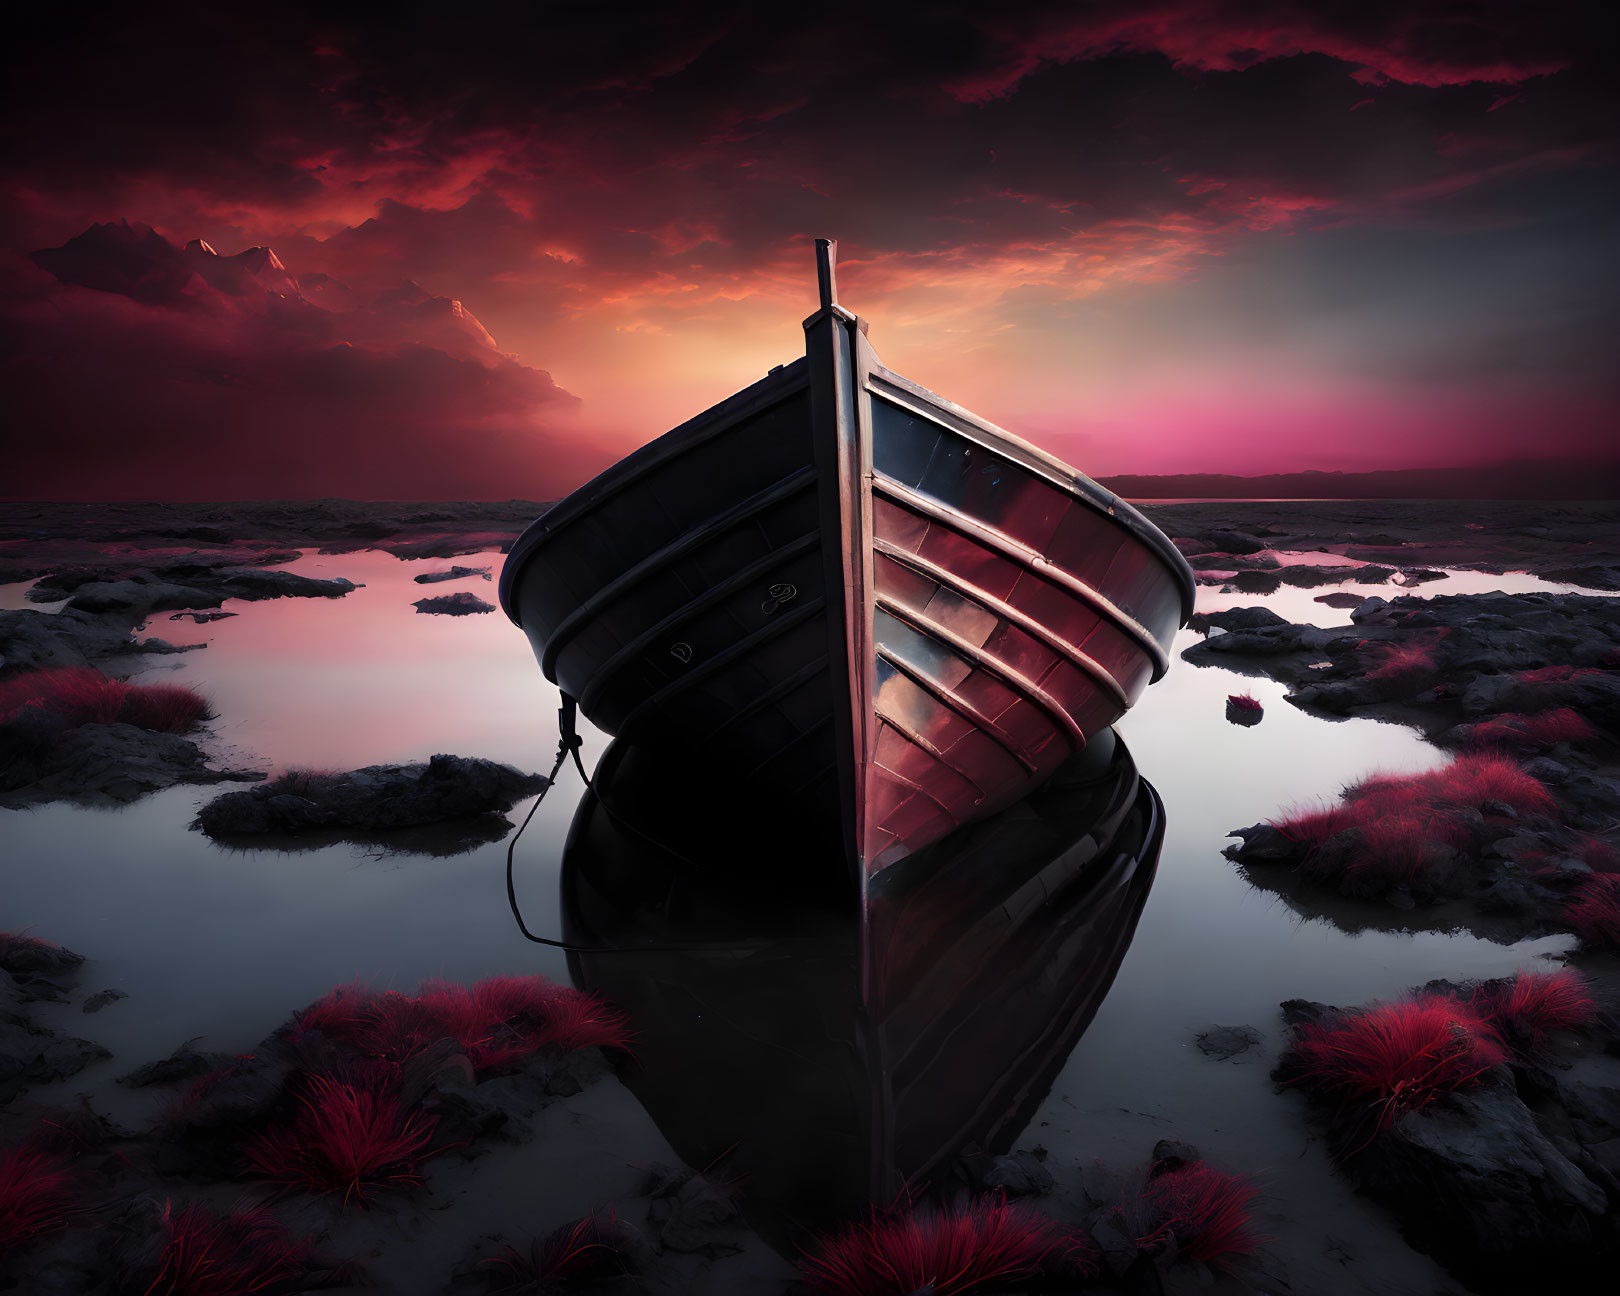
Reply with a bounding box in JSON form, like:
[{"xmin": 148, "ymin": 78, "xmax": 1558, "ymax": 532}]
[
  {"xmin": 560, "ymin": 728, "xmax": 1163, "ymax": 1243},
  {"xmin": 500, "ymin": 240, "xmax": 1194, "ymax": 882}
]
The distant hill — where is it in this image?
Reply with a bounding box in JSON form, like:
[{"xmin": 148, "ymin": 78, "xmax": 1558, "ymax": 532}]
[{"xmin": 1100, "ymin": 459, "xmax": 1620, "ymax": 501}]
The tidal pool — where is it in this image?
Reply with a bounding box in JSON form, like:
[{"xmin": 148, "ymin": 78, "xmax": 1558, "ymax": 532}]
[{"xmin": 5, "ymin": 547, "xmax": 1585, "ymax": 1292}]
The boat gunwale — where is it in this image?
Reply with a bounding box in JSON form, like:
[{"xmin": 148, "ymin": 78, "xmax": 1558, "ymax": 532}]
[
  {"xmin": 498, "ymin": 357, "xmax": 810, "ymax": 628},
  {"xmin": 865, "ymin": 365, "xmax": 1197, "ymax": 622}
]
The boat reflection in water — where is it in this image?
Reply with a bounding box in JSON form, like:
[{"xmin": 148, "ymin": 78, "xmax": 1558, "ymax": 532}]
[{"xmin": 560, "ymin": 726, "xmax": 1164, "ymax": 1249}]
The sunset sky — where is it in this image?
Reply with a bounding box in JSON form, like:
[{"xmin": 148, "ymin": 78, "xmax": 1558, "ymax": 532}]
[{"xmin": 3, "ymin": 1, "xmax": 1615, "ymax": 499}]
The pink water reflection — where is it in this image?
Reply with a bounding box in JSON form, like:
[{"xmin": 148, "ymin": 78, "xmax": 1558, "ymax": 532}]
[{"xmin": 136, "ymin": 549, "xmax": 568, "ymax": 773}]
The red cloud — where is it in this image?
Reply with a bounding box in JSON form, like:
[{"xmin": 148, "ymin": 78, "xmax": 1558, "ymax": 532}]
[
  {"xmin": 3, "ymin": 222, "xmax": 591, "ymax": 500},
  {"xmin": 949, "ymin": 2, "xmax": 1575, "ymax": 101}
]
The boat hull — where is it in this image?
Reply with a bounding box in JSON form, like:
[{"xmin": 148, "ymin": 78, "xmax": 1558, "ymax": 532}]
[{"xmin": 501, "ymin": 289, "xmax": 1194, "ymax": 878}]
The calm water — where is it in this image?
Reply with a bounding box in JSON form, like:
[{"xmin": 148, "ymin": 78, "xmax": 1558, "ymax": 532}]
[{"xmin": 5, "ymin": 549, "xmax": 1599, "ymax": 1292}]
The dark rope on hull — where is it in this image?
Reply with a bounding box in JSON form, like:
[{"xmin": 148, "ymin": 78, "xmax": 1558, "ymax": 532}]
[{"xmin": 505, "ymin": 694, "xmax": 750, "ymax": 955}]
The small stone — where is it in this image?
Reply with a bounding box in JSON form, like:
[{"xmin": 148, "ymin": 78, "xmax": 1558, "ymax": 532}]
[
  {"xmin": 413, "ymin": 591, "xmax": 495, "ymax": 616},
  {"xmin": 1195, "ymin": 1025, "xmax": 1262, "ymax": 1061},
  {"xmin": 81, "ymin": 988, "xmax": 128, "ymax": 1013}
]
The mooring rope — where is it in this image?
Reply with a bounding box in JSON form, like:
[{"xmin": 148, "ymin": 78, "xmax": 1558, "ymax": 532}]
[{"xmin": 504, "ymin": 694, "xmax": 736, "ymax": 954}]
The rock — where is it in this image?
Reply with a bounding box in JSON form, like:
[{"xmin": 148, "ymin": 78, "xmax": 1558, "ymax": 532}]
[
  {"xmin": 168, "ymin": 610, "xmax": 236, "ymax": 622},
  {"xmin": 1150, "ymin": 1138, "xmax": 1203, "ymax": 1166},
  {"xmin": 119, "ymin": 1041, "xmax": 233, "ymax": 1088},
  {"xmin": 1392, "ymin": 568, "xmax": 1447, "ymax": 586},
  {"xmin": 0, "ymin": 1014, "xmax": 112, "ymax": 1102},
  {"xmin": 1225, "ymin": 697, "xmax": 1263, "ymax": 726},
  {"xmin": 1277, "ymin": 564, "xmax": 1361, "ymax": 588},
  {"xmin": 1544, "ymin": 564, "xmax": 1620, "ymax": 591},
  {"xmin": 1189, "ymin": 606, "xmax": 1289, "ymax": 633},
  {"xmin": 1523, "ymin": 757, "xmax": 1574, "ymax": 786},
  {"xmin": 214, "ymin": 569, "xmax": 356, "ymax": 600},
  {"xmin": 642, "ymin": 1165, "xmax": 743, "ymax": 1257},
  {"xmin": 960, "ymin": 1146, "xmax": 1054, "ymax": 1196},
  {"xmin": 1, "ymin": 721, "xmax": 255, "ymax": 808},
  {"xmin": 1183, "ymin": 623, "xmax": 1321, "ymax": 660},
  {"xmin": 1186, "ymin": 551, "xmax": 1280, "ymax": 572},
  {"xmin": 193, "ymin": 754, "xmax": 547, "ymax": 837},
  {"xmin": 1314, "ymin": 592, "xmax": 1366, "ymax": 608},
  {"xmin": 0, "ymin": 607, "xmax": 152, "ymax": 672},
  {"xmin": 1349, "ymin": 596, "xmax": 1391, "ymax": 624},
  {"xmin": 1356, "ymin": 1085, "xmax": 1610, "ymax": 1290},
  {"xmin": 0, "ymin": 932, "xmax": 86, "ymax": 982},
  {"xmin": 412, "ymin": 565, "xmax": 492, "ymax": 584},
  {"xmin": 1195, "ymin": 530, "xmax": 1268, "ymax": 555},
  {"xmin": 65, "ymin": 578, "xmax": 218, "ymax": 614},
  {"xmin": 170, "ymin": 1055, "xmax": 292, "ymax": 1132},
  {"xmin": 81, "ymin": 989, "xmax": 128, "ymax": 1014},
  {"xmin": 1195, "ymin": 1025, "xmax": 1262, "ymax": 1061},
  {"xmin": 1223, "ymin": 570, "xmax": 1283, "ymax": 594},
  {"xmin": 1224, "ymin": 824, "xmax": 1304, "ymax": 866},
  {"xmin": 412, "ymin": 591, "xmax": 495, "ymax": 615}
]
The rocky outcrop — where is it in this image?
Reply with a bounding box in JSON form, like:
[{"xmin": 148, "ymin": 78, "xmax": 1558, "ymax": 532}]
[
  {"xmin": 412, "ymin": 591, "xmax": 496, "ymax": 615},
  {"xmin": 193, "ymin": 754, "xmax": 546, "ymax": 839}
]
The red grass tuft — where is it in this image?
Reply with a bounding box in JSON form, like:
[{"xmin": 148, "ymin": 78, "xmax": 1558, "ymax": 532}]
[
  {"xmin": 483, "ymin": 1210, "xmax": 634, "ymax": 1290},
  {"xmin": 1268, "ymin": 754, "xmax": 1558, "ymax": 890},
  {"xmin": 529, "ymin": 985, "xmax": 634, "ymax": 1054},
  {"xmin": 1429, "ymin": 752, "xmax": 1556, "ymax": 817},
  {"xmin": 801, "ymin": 1193, "xmax": 1093, "ymax": 1295},
  {"xmin": 1341, "ymin": 811, "xmax": 1468, "ymax": 886},
  {"xmin": 0, "ymin": 666, "xmax": 128, "ymax": 725},
  {"xmin": 1577, "ymin": 835, "xmax": 1619, "ymax": 873},
  {"xmin": 289, "ymin": 976, "xmax": 630, "ymax": 1077},
  {"xmin": 1271, "ymin": 802, "xmax": 1359, "ymax": 851},
  {"xmin": 240, "ymin": 1074, "xmax": 439, "ymax": 1204},
  {"xmin": 1466, "ymin": 708, "xmax": 1595, "ymax": 750},
  {"xmin": 1516, "ymin": 665, "xmax": 1599, "ymax": 684},
  {"xmin": 1363, "ymin": 642, "xmax": 1437, "ymax": 689},
  {"xmin": 1137, "ymin": 1162, "xmax": 1264, "ymax": 1268},
  {"xmin": 1481, "ymin": 969, "xmax": 1595, "ymax": 1047},
  {"xmin": 0, "ymin": 1142, "xmax": 73, "ymax": 1255},
  {"xmin": 291, "ymin": 981, "xmax": 380, "ymax": 1044},
  {"xmin": 141, "ymin": 1201, "xmax": 321, "ymax": 1295},
  {"xmin": 264, "ymin": 768, "xmax": 335, "ymax": 798},
  {"xmin": 1227, "ymin": 693, "xmax": 1263, "ymax": 712},
  {"xmin": 118, "ymin": 682, "xmax": 213, "ymax": 732},
  {"xmin": 1519, "ymin": 708, "xmax": 1596, "ymax": 744},
  {"xmin": 1288, "ymin": 995, "xmax": 1505, "ymax": 1137},
  {"xmin": 1567, "ymin": 874, "xmax": 1620, "ymax": 949},
  {"xmin": 0, "ymin": 666, "xmax": 209, "ymax": 734}
]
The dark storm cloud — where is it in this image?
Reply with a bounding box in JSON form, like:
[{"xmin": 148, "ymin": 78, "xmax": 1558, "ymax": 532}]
[{"xmin": 8, "ymin": 1, "xmax": 1611, "ymax": 260}]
